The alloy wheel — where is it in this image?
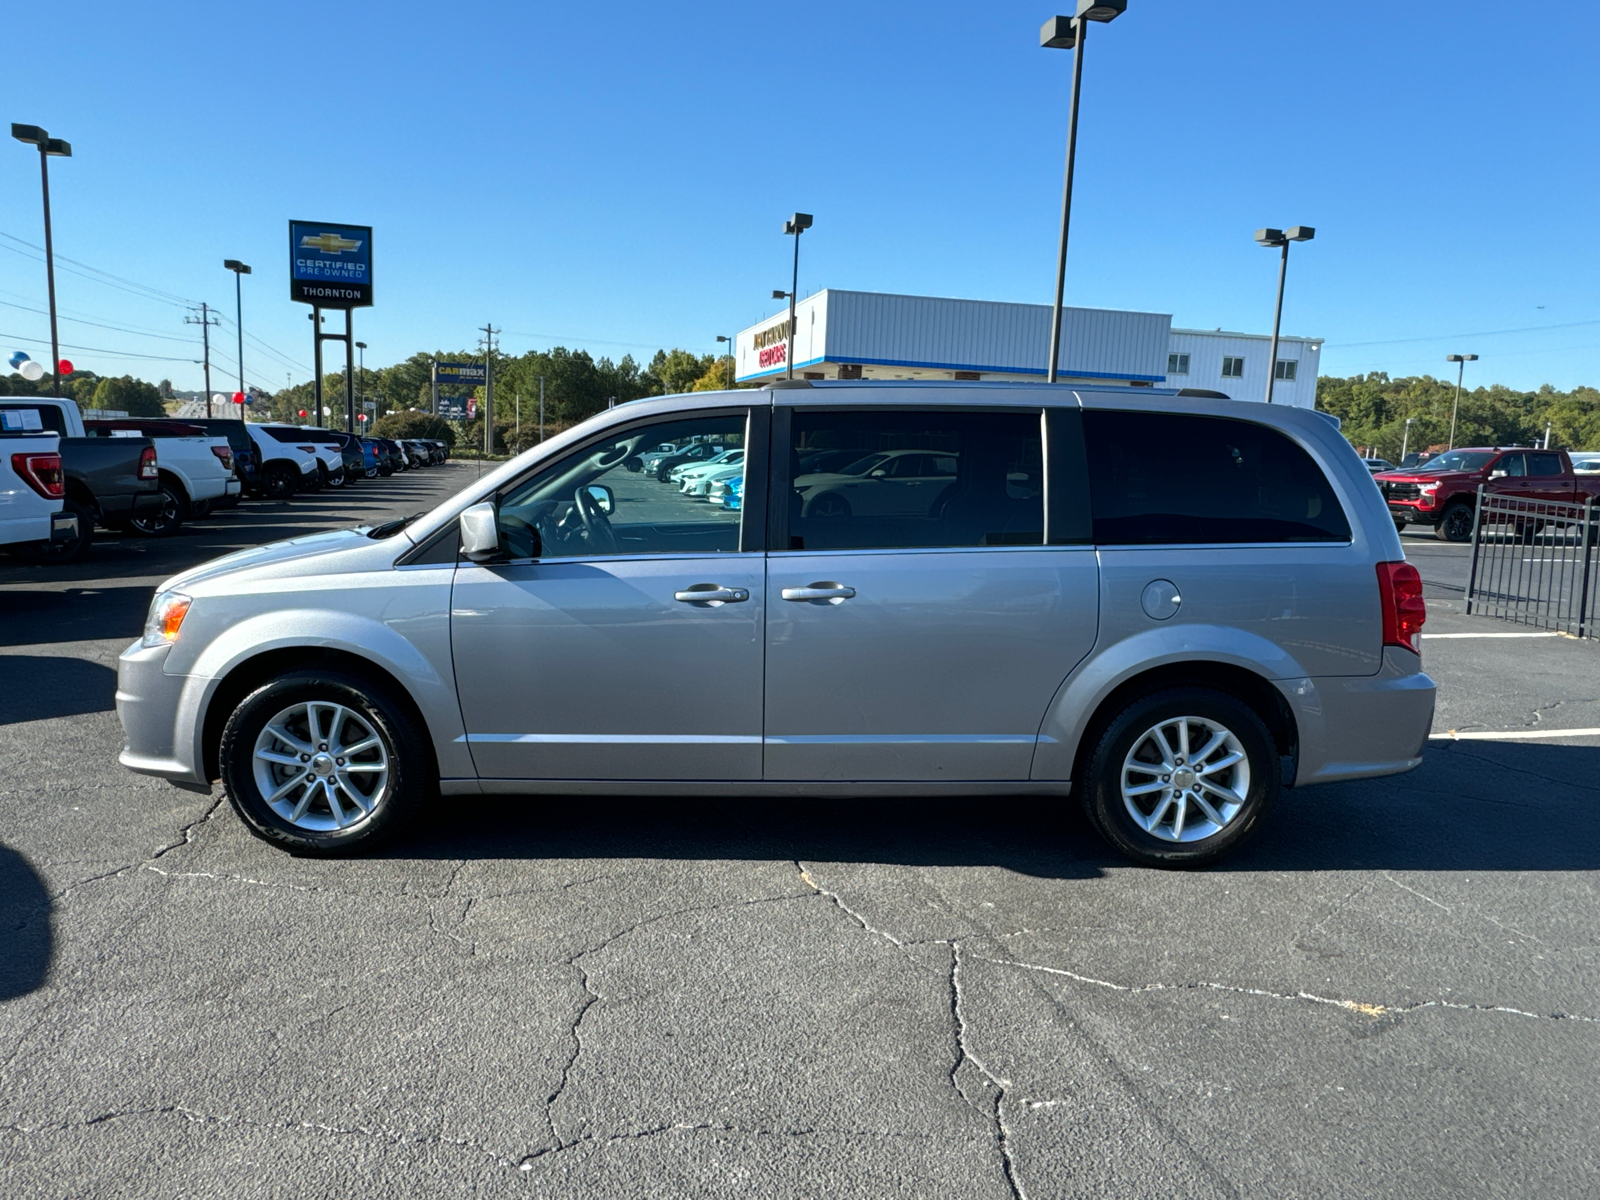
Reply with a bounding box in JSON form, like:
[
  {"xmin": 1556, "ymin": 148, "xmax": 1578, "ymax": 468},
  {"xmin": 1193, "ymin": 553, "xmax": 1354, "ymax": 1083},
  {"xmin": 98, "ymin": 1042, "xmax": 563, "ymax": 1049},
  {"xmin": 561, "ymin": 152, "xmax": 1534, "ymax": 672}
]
[
  {"xmin": 1120, "ymin": 715, "xmax": 1250, "ymax": 843},
  {"xmin": 251, "ymin": 700, "xmax": 391, "ymax": 832}
]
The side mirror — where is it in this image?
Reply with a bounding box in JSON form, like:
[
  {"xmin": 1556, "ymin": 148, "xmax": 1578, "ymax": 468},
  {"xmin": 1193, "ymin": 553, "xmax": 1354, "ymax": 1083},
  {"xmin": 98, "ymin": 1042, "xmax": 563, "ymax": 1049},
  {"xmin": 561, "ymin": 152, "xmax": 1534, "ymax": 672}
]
[
  {"xmin": 869, "ymin": 469, "xmax": 888, "ymax": 478},
  {"xmin": 460, "ymin": 501, "xmax": 501, "ymax": 563},
  {"xmin": 586, "ymin": 484, "xmax": 615, "ymax": 515},
  {"xmin": 1489, "ymin": 469, "xmax": 1507, "ymax": 480}
]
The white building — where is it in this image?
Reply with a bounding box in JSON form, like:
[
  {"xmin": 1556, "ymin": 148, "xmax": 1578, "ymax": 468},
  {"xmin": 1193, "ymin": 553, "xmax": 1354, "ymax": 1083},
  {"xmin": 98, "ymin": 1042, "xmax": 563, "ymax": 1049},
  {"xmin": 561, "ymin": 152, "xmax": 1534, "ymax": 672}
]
[{"xmin": 734, "ymin": 289, "xmax": 1322, "ymax": 408}]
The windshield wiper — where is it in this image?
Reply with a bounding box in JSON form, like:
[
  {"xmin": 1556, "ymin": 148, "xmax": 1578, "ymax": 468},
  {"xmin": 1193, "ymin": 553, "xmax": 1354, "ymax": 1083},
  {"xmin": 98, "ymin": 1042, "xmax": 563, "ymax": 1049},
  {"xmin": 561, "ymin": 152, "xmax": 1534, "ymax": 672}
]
[{"xmin": 366, "ymin": 512, "xmax": 424, "ymax": 539}]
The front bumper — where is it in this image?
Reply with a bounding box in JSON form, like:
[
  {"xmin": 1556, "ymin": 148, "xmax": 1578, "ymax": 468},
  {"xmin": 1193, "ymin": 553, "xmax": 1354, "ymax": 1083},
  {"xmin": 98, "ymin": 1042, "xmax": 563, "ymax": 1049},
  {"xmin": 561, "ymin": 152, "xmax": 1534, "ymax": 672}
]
[{"xmin": 116, "ymin": 639, "xmax": 205, "ymax": 784}]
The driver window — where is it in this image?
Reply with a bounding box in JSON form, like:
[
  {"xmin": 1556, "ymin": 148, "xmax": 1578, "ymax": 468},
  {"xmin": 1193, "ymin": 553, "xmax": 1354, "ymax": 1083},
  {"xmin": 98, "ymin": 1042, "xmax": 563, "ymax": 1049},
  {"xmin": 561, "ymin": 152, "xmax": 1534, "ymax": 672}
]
[{"xmin": 495, "ymin": 412, "xmax": 747, "ymax": 559}]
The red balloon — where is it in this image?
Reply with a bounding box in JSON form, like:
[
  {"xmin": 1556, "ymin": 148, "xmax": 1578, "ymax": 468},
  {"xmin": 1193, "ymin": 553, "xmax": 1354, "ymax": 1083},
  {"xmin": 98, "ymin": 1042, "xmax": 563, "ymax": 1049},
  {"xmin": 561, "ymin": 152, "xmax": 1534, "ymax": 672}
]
[
  {"xmin": 232, "ymin": 392, "xmax": 244, "ymax": 404},
  {"xmin": 57, "ymin": 359, "xmax": 73, "ymax": 375},
  {"xmin": 298, "ymin": 409, "xmax": 307, "ymax": 418}
]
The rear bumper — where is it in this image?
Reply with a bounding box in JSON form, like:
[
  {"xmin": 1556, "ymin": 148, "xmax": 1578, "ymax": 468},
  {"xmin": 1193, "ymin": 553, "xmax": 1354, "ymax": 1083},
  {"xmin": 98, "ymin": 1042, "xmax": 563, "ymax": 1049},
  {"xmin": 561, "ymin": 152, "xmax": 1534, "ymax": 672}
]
[{"xmin": 1286, "ymin": 648, "xmax": 1437, "ymax": 785}]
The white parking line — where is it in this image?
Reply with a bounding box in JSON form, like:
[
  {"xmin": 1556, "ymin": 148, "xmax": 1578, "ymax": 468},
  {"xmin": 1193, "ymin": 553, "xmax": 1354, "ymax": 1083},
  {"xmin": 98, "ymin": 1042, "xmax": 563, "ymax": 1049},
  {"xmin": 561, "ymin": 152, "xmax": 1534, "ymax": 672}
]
[
  {"xmin": 1430, "ymin": 727, "xmax": 1600, "ymax": 741},
  {"xmin": 1425, "ymin": 632, "xmax": 1561, "ymax": 639}
]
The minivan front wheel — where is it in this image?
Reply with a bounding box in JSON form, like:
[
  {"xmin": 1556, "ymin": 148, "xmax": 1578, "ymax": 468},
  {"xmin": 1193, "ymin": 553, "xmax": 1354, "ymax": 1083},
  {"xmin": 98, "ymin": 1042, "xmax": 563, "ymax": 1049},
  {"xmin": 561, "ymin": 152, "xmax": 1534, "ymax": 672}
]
[
  {"xmin": 219, "ymin": 671, "xmax": 429, "ymax": 855},
  {"xmin": 1081, "ymin": 687, "xmax": 1279, "ymax": 868}
]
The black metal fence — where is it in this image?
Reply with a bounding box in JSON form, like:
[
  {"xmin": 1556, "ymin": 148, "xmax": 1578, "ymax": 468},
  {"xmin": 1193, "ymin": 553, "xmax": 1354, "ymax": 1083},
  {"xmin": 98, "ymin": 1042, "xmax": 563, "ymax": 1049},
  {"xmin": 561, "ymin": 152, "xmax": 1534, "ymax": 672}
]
[{"xmin": 1465, "ymin": 488, "xmax": 1598, "ymax": 636}]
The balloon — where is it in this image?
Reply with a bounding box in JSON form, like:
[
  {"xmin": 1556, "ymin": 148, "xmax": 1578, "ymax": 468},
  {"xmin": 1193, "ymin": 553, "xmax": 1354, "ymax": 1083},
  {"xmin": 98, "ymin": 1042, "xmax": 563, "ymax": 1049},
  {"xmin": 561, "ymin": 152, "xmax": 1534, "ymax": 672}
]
[
  {"xmin": 19, "ymin": 360, "xmax": 44, "ymax": 381},
  {"xmin": 57, "ymin": 359, "xmax": 73, "ymax": 375},
  {"xmin": 8, "ymin": 352, "xmax": 29, "ymax": 370},
  {"xmin": 298, "ymin": 410, "xmax": 307, "ymax": 418},
  {"xmin": 232, "ymin": 392, "xmax": 244, "ymax": 404},
  {"xmin": 212, "ymin": 394, "xmax": 227, "ymax": 405}
]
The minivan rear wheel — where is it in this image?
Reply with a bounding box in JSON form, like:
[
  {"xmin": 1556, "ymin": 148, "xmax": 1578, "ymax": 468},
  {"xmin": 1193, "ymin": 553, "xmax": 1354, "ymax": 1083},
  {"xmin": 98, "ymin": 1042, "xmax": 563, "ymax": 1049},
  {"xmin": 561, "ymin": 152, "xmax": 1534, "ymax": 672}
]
[
  {"xmin": 219, "ymin": 671, "xmax": 430, "ymax": 855},
  {"xmin": 1081, "ymin": 687, "xmax": 1279, "ymax": 868}
]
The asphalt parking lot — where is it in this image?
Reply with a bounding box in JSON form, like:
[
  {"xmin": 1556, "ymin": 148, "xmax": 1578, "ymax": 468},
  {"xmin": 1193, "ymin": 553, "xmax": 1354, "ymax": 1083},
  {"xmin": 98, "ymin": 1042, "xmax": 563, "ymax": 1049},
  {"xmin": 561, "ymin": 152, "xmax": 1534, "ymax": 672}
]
[{"xmin": 3, "ymin": 470, "xmax": 1598, "ymax": 1198}]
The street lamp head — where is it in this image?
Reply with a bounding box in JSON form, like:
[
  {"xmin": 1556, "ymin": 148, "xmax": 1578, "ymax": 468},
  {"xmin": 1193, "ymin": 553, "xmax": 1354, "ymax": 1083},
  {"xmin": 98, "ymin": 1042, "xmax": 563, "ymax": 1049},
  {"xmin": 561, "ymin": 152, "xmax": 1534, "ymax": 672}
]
[
  {"xmin": 10, "ymin": 124, "xmax": 47, "ymax": 146},
  {"xmin": 773, "ymin": 289, "xmax": 789, "ymax": 300},
  {"xmin": 224, "ymin": 259, "xmax": 252, "ymax": 274},
  {"xmin": 1254, "ymin": 228, "xmax": 1286, "ymax": 247},
  {"xmin": 1285, "ymin": 225, "xmax": 1315, "ymax": 242},
  {"xmin": 716, "ymin": 335, "xmax": 731, "ymax": 343},
  {"xmin": 1040, "ymin": 15, "xmax": 1078, "ymax": 47},
  {"xmin": 355, "ymin": 341, "xmax": 367, "ymax": 350},
  {"xmin": 1446, "ymin": 354, "xmax": 1479, "ymax": 363},
  {"xmin": 1076, "ymin": 0, "xmax": 1126, "ymax": 20},
  {"xmin": 43, "ymin": 138, "xmax": 70, "ymax": 157},
  {"xmin": 783, "ymin": 212, "xmax": 813, "ymax": 235}
]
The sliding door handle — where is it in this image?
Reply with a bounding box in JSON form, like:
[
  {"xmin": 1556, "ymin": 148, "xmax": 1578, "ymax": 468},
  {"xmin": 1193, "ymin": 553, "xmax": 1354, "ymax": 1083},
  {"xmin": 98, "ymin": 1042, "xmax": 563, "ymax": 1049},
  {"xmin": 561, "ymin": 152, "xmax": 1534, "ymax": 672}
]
[
  {"xmin": 674, "ymin": 584, "xmax": 750, "ymax": 606},
  {"xmin": 781, "ymin": 582, "xmax": 856, "ymax": 604}
]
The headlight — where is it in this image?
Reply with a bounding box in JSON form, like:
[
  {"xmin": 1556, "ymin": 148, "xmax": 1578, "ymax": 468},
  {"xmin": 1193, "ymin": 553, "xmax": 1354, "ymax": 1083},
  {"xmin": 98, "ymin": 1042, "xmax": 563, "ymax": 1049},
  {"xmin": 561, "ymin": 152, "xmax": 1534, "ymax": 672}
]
[
  {"xmin": 142, "ymin": 590, "xmax": 192, "ymax": 648},
  {"xmin": 1418, "ymin": 482, "xmax": 1440, "ymax": 493}
]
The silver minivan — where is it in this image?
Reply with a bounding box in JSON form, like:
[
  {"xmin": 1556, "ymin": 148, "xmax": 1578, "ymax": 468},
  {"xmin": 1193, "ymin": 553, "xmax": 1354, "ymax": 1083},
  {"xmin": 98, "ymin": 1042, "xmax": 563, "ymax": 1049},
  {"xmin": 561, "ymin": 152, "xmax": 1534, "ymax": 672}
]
[{"xmin": 116, "ymin": 383, "xmax": 1435, "ymax": 866}]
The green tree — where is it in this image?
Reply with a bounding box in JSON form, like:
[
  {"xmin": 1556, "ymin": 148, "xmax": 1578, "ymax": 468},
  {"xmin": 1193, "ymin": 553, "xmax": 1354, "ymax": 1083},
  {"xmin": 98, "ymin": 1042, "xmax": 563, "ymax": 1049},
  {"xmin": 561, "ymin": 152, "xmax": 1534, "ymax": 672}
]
[
  {"xmin": 90, "ymin": 375, "xmax": 165, "ymax": 416},
  {"xmin": 372, "ymin": 411, "xmax": 457, "ymax": 448}
]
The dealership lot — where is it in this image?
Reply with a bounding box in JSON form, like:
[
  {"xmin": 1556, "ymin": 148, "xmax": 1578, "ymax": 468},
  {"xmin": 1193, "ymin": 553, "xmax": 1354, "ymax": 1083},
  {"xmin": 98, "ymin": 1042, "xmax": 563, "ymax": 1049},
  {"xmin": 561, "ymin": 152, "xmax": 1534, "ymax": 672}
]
[{"xmin": 3, "ymin": 467, "xmax": 1598, "ymax": 1197}]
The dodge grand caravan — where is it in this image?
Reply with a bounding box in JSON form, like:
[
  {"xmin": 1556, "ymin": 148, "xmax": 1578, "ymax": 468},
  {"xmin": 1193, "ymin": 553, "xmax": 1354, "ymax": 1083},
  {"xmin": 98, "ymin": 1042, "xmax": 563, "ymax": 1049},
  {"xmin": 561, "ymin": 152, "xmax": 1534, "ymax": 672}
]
[{"xmin": 116, "ymin": 383, "xmax": 1435, "ymax": 866}]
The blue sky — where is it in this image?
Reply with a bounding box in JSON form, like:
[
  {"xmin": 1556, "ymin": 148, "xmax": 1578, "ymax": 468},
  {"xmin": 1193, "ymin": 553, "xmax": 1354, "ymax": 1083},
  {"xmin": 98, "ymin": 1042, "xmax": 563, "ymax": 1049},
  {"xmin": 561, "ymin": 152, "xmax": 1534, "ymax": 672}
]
[{"xmin": 2, "ymin": 0, "xmax": 1596, "ymax": 395}]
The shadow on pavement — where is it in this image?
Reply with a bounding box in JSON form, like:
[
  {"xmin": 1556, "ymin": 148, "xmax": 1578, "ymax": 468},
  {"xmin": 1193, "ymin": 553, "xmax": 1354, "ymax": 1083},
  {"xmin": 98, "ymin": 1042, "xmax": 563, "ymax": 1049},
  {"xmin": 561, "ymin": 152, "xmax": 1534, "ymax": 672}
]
[
  {"xmin": 0, "ymin": 587, "xmax": 151, "ymax": 647},
  {"xmin": 382, "ymin": 740, "xmax": 1600, "ymax": 877},
  {"xmin": 388, "ymin": 793, "xmax": 1115, "ymax": 882},
  {"xmin": 0, "ymin": 655, "xmax": 118, "ymax": 724},
  {"xmin": 0, "ymin": 843, "xmax": 52, "ymax": 1000}
]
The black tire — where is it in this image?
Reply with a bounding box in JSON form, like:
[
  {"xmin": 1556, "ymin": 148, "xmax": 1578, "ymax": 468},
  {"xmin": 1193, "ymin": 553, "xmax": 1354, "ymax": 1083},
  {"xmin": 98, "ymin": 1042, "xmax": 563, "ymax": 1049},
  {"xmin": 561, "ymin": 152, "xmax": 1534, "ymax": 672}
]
[
  {"xmin": 262, "ymin": 464, "xmax": 298, "ymax": 501},
  {"xmin": 1435, "ymin": 502, "xmax": 1475, "ymax": 543},
  {"xmin": 190, "ymin": 498, "xmax": 213, "ymax": 519},
  {"xmin": 809, "ymin": 492, "xmax": 852, "ymax": 519},
  {"xmin": 129, "ymin": 483, "xmax": 186, "ymax": 537},
  {"xmin": 218, "ymin": 670, "xmax": 432, "ymax": 856},
  {"xmin": 15, "ymin": 498, "xmax": 94, "ymax": 565},
  {"xmin": 377, "ymin": 464, "xmax": 393, "ymax": 477},
  {"xmin": 1080, "ymin": 687, "xmax": 1280, "ymax": 868}
]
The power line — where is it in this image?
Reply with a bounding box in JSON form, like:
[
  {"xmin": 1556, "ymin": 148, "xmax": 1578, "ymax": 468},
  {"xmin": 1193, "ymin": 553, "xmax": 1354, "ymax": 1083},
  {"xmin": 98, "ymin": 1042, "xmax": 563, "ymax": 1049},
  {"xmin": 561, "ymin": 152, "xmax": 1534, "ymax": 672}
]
[
  {"xmin": 0, "ymin": 230, "xmax": 196, "ymax": 307},
  {"xmin": 0, "ymin": 297, "xmax": 202, "ymax": 344},
  {"xmin": 0, "ymin": 330, "xmax": 201, "ymax": 363},
  {"xmin": 1331, "ymin": 318, "xmax": 1600, "ymax": 349}
]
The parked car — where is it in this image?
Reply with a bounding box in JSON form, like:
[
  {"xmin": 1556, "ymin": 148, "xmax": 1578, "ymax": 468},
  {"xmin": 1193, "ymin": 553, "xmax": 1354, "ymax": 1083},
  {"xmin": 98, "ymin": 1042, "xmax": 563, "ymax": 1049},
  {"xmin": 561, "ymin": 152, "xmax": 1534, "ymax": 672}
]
[
  {"xmin": 652, "ymin": 440, "xmax": 725, "ymax": 481},
  {"xmin": 144, "ymin": 416, "xmax": 263, "ymax": 497},
  {"xmin": 358, "ymin": 439, "xmax": 380, "ymax": 478},
  {"xmin": 118, "ymin": 382, "xmax": 1434, "ymax": 868},
  {"xmin": 84, "ymin": 418, "xmax": 238, "ymax": 533},
  {"xmin": 1361, "ymin": 458, "xmax": 1394, "ymax": 474},
  {"xmin": 1375, "ymin": 447, "xmax": 1600, "ymax": 540},
  {"xmin": 0, "ymin": 398, "xmax": 163, "ymax": 561},
  {"xmin": 363, "ymin": 438, "xmax": 398, "ymax": 476},
  {"xmin": 1399, "ymin": 452, "xmax": 1435, "ymax": 470},
  {"xmin": 401, "ymin": 439, "xmax": 434, "ymax": 467},
  {"xmin": 709, "ymin": 473, "xmax": 744, "ymax": 512},
  {"xmin": 255, "ymin": 425, "xmax": 346, "ymax": 488},
  {"xmin": 0, "ymin": 426, "xmax": 76, "ymax": 559},
  {"xmin": 1570, "ymin": 453, "xmax": 1600, "ymax": 475},
  {"xmin": 671, "ymin": 448, "xmax": 744, "ymax": 486},
  {"xmin": 793, "ymin": 447, "xmax": 960, "ymax": 519},
  {"xmin": 682, "ymin": 462, "xmax": 744, "ymax": 498},
  {"xmin": 245, "ymin": 425, "xmax": 322, "ymax": 499}
]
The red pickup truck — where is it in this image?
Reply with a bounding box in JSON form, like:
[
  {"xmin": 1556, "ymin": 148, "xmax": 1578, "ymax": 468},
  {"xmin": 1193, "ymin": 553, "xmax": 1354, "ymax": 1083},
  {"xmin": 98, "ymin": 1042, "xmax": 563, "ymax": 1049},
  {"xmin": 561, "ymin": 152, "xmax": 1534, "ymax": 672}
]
[{"xmin": 1376, "ymin": 447, "xmax": 1600, "ymax": 541}]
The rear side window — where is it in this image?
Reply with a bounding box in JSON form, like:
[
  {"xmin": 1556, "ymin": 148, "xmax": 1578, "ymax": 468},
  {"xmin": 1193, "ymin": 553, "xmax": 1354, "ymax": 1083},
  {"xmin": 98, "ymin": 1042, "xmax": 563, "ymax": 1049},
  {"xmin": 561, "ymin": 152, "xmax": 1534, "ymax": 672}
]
[
  {"xmin": 0, "ymin": 404, "xmax": 66, "ymax": 435},
  {"xmin": 784, "ymin": 409, "xmax": 1043, "ymax": 551},
  {"xmin": 1083, "ymin": 410, "xmax": 1351, "ymax": 545}
]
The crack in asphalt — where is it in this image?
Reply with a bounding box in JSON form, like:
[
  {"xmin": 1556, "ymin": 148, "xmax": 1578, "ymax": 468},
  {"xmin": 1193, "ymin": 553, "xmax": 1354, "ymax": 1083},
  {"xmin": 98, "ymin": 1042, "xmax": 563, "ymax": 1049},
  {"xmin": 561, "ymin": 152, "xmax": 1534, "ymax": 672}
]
[
  {"xmin": 515, "ymin": 1119, "xmax": 939, "ymax": 1169},
  {"xmin": 983, "ymin": 955, "xmax": 1600, "ymax": 1024},
  {"xmin": 43, "ymin": 794, "xmax": 225, "ymax": 909},
  {"xmin": 948, "ymin": 942, "xmax": 1028, "ymax": 1200}
]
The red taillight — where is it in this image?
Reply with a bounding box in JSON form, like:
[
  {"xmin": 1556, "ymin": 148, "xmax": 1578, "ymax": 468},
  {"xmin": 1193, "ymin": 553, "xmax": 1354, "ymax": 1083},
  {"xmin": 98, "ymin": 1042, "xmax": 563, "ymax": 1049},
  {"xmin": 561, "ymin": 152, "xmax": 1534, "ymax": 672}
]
[
  {"xmin": 11, "ymin": 452, "xmax": 64, "ymax": 499},
  {"xmin": 298, "ymin": 445, "xmax": 316, "ymax": 454},
  {"xmin": 1377, "ymin": 561, "xmax": 1426, "ymax": 654},
  {"xmin": 139, "ymin": 445, "xmax": 158, "ymax": 480},
  {"xmin": 209, "ymin": 444, "xmax": 234, "ymax": 470}
]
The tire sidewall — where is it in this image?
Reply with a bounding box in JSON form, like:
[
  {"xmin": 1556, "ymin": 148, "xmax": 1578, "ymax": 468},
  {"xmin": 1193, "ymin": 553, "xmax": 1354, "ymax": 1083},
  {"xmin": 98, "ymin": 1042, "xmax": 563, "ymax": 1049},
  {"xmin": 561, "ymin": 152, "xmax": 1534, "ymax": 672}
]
[
  {"xmin": 219, "ymin": 671, "xmax": 427, "ymax": 855},
  {"xmin": 1438, "ymin": 503, "xmax": 1474, "ymax": 542},
  {"xmin": 131, "ymin": 484, "xmax": 185, "ymax": 536},
  {"xmin": 1083, "ymin": 687, "xmax": 1280, "ymax": 868},
  {"xmin": 264, "ymin": 465, "xmax": 296, "ymax": 500}
]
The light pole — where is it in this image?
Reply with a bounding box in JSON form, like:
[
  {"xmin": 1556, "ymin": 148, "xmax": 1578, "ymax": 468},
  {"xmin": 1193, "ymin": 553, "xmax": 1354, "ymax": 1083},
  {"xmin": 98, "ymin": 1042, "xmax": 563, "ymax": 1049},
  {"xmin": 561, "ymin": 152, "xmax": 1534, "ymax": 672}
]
[
  {"xmin": 1040, "ymin": 2, "xmax": 1126, "ymax": 383},
  {"xmin": 223, "ymin": 260, "xmax": 251, "ymax": 396},
  {"xmin": 1446, "ymin": 353, "xmax": 1477, "ymax": 450},
  {"xmin": 1400, "ymin": 417, "xmax": 1416, "ymax": 463},
  {"xmin": 716, "ymin": 335, "xmax": 734, "ymax": 388},
  {"xmin": 11, "ymin": 124, "xmax": 71, "ymax": 397},
  {"xmin": 355, "ymin": 340, "xmax": 367, "ymax": 421},
  {"xmin": 780, "ymin": 213, "xmax": 812, "ymax": 380},
  {"xmin": 1254, "ymin": 225, "xmax": 1316, "ymax": 403}
]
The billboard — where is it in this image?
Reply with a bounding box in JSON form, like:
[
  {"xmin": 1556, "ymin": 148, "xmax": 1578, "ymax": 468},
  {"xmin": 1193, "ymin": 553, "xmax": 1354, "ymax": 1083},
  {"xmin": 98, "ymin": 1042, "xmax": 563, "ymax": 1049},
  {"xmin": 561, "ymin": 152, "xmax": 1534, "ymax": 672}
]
[
  {"xmin": 289, "ymin": 221, "xmax": 372, "ymax": 307},
  {"xmin": 435, "ymin": 361, "xmax": 486, "ymax": 387},
  {"xmin": 437, "ymin": 395, "xmax": 469, "ymax": 420}
]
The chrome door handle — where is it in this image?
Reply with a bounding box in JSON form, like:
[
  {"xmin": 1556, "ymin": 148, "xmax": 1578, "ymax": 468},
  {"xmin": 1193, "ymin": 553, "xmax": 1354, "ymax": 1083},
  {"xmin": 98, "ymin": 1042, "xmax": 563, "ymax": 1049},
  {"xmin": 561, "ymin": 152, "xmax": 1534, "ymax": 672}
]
[
  {"xmin": 781, "ymin": 582, "xmax": 856, "ymax": 603},
  {"xmin": 674, "ymin": 584, "xmax": 750, "ymax": 606}
]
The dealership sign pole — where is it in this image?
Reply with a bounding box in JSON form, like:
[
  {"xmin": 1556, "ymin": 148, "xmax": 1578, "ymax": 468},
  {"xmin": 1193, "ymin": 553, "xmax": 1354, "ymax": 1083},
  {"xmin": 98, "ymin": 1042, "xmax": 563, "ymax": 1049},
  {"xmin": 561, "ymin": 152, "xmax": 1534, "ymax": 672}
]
[{"xmin": 289, "ymin": 221, "xmax": 372, "ymax": 433}]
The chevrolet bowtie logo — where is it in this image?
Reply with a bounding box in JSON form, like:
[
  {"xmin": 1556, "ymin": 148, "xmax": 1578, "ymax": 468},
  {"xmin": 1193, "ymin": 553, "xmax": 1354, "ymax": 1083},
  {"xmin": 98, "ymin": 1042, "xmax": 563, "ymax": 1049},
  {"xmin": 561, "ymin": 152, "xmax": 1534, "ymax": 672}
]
[{"xmin": 300, "ymin": 233, "xmax": 361, "ymax": 254}]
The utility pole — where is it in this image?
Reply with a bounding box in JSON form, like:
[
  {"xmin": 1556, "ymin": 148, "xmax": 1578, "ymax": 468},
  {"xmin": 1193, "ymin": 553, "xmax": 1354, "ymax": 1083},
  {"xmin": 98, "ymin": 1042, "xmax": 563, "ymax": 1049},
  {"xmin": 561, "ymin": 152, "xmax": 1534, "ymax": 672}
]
[
  {"xmin": 186, "ymin": 303, "xmax": 220, "ymax": 416},
  {"xmin": 478, "ymin": 322, "xmax": 499, "ymax": 455},
  {"xmin": 539, "ymin": 375, "xmax": 545, "ymax": 444}
]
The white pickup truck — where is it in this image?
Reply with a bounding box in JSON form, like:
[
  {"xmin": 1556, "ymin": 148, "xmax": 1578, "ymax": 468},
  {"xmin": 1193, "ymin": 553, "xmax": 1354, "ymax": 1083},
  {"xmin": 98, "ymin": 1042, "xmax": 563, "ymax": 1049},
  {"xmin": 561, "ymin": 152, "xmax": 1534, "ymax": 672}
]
[
  {"xmin": 0, "ymin": 422, "xmax": 76, "ymax": 557},
  {"xmin": 76, "ymin": 411, "xmax": 239, "ymax": 535}
]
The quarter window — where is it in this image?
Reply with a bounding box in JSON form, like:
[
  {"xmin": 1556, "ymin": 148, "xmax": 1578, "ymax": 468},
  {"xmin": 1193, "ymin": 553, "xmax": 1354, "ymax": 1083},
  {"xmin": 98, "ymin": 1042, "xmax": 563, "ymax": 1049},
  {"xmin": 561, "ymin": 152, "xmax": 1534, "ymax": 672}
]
[
  {"xmin": 1221, "ymin": 357, "xmax": 1245, "ymax": 379},
  {"xmin": 1167, "ymin": 353, "xmax": 1190, "ymax": 376},
  {"xmin": 784, "ymin": 409, "xmax": 1043, "ymax": 551},
  {"xmin": 495, "ymin": 413, "xmax": 747, "ymax": 559},
  {"xmin": 1083, "ymin": 410, "xmax": 1351, "ymax": 544}
]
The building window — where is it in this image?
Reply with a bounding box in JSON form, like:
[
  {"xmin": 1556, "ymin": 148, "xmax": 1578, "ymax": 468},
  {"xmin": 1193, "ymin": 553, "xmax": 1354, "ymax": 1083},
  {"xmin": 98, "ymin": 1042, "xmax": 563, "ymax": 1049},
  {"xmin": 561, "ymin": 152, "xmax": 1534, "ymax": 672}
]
[
  {"xmin": 1221, "ymin": 357, "xmax": 1245, "ymax": 379},
  {"xmin": 1275, "ymin": 359, "xmax": 1298, "ymax": 381},
  {"xmin": 1167, "ymin": 353, "xmax": 1190, "ymax": 376}
]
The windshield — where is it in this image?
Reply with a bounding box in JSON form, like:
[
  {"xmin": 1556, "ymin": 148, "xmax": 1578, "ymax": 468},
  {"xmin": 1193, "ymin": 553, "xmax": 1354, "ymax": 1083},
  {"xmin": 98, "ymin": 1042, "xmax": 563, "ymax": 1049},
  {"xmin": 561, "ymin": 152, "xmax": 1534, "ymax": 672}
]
[{"xmin": 1418, "ymin": 451, "xmax": 1494, "ymax": 472}]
